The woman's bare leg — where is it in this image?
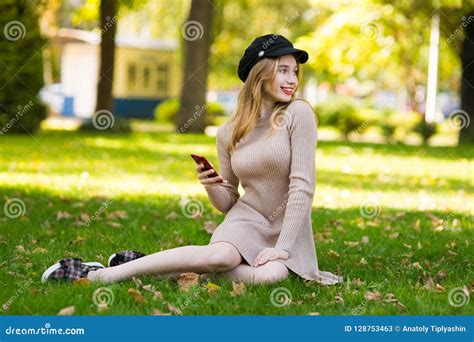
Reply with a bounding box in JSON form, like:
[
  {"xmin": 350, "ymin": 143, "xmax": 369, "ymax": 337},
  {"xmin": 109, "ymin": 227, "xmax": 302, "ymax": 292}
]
[
  {"xmin": 218, "ymin": 261, "xmax": 289, "ymax": 284},
  {"xmin": 87, "ymin": 242, "xmax": 242, "ymax": 284}
]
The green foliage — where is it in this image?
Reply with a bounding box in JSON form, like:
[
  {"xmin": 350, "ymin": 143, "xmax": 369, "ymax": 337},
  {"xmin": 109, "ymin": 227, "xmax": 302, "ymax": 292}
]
[
  {"xmin": 0, "ymin": 0, "xmax": 46, "ymax": 135},
  {"xmin": 377, "ymin": 108, "xmax": 421, "ymax": 142},
  {"xmin": 155, "ymin": 99, "xmax": 225, "ymax": 126},
  {"xmin": 78, "ymin": 118, "xmax": 132, "ymax": 133},
  {"xmin": 316, "ymin": 96, "xmax": 371, "ymax": 138},
  {"xmin": 413, "ymin": 120, "xmax": 439, "ymax": 144}
]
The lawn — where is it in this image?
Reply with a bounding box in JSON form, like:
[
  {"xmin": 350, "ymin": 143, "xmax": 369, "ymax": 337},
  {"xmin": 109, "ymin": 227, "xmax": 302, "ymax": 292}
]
[{"xmin": 0, "ymin": 128, "xmax": 472, "ymax": 315}]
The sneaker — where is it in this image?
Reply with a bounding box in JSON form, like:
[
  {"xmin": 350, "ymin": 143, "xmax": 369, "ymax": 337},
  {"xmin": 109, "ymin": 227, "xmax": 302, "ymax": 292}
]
[
  {"xmin": 41, "ymin": 257, "xmax": 105, "ymax": 283},
  {"xmin": 107, "ymin": 250, "xmax": 146, "ymax": 267}
]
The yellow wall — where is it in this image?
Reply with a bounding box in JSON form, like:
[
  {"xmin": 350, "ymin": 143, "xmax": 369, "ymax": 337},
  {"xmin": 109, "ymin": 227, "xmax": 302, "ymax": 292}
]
[{"xmin": 113, "ymin": 47, "xmax": 181, "ymax": 99}]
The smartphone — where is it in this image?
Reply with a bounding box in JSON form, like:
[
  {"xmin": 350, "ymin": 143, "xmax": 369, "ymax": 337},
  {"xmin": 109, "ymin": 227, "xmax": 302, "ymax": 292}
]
[{"xmin": 191, "ymin": 153, "xmax": 223, "ymax": 183}]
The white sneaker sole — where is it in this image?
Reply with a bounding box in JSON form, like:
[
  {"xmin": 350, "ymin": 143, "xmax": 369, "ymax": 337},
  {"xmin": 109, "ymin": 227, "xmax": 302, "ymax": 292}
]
[
  {"xmin": 41, "ymin": 261, "xmax": 105, "ymax": 283},
  {"xmin": 107, "ymin": 253, "xmax": 117, "ymax": 267}
]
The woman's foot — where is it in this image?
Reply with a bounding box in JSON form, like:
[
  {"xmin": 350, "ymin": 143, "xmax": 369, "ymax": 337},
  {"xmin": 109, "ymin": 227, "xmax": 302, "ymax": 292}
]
[
  {"xmin": 107, "ymin": 250, "xmax": 146, "ymax": 267},
  {"xmin": 41, "ymin": 257, "xmax": 104, "ymax": 283}
]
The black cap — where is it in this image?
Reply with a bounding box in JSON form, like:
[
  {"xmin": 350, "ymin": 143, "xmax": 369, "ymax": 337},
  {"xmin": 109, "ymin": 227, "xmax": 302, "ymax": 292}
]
[{"xmin": 237, "ymin": 34, "xmax": 309, "ymax": 82}]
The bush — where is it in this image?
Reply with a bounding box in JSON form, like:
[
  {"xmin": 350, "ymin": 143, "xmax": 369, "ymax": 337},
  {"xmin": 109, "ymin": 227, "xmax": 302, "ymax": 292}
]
[
  {"xmin": 413, "ymin": 119, "xmax": 438, "ymax": 144},
  {"xmin": 78, "ymin": 118, "xmax": 132, "ymax": 133},
  {"xmin": 154, "ymin": 99, "xmax": 225, "ymax": 126},
  {"xmin": 0, "ymin": 0, "xmax": 46, "ymax": 135},
  {"xmin": 315, "ymin": 96, "xmax": 371, "ymax": 138}
]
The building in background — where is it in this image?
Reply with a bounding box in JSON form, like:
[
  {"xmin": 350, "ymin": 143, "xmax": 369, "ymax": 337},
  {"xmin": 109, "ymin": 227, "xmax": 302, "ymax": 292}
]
[{"xmin": 44, "ymin": 28, "xmax": 181, "ymax": 119}]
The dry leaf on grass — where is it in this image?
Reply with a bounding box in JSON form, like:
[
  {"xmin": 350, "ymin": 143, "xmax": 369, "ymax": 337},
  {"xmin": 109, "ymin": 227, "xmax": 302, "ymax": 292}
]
[
  {"xmin": 56, "ymin": 211, "xmax": 72, "ymax": 220},
  {"xmin": 166, "ymin": 212, "xmax": 179, "ymax": 220},
  {"xmin": 128, "ymin": 288, "xmax": 147, "ymax": 304},
  {"xmin": 178, "ymin": 272, "xmax": 200, "ymax": 292},
  {"xmin": 58, "ymin": 305, "xmax": 75, "ymax": 315},
  {"xmin": 107, "ymin": 210, "xmax": 128, "ymax": 220},
  {"xmin": 206, "ymin": 282, "xmax": 221, "ymax": 296},
  {"xmin": 230, "ymin": 281, "xmax": 246, "ymax": 297},
  {"xmin": 152, "ymin": 308, "xmax": 171, "ymax": 316},
  {"xmin": 203, "ymin": 221, "xmax": 217, "ymax": 234},
  {"xmin": 165, "ymin": 302, "xmax": 182, "ymax": 315},
  {"xmin": 73, "ymin": 278, "xmax": 90, "ymax": 286},
  {"xmin": 424, "ymin": 277, "xmax": 435, "ymax": 291},
  {"xmin": 364, "ymin": 291, "xmax": 382, "ymax": 301}
]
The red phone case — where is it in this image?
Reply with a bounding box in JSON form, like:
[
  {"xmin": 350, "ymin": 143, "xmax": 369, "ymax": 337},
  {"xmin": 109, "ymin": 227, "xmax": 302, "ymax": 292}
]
[{"xmin": 191, "ymin": 153, "xmax": 223, "ymax": 183}]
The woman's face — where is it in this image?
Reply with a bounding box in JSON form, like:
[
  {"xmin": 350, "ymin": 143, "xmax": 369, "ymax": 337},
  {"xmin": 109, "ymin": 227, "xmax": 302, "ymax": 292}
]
[{"xmin": 263, "ymin": 54, "xmax": 299, "ymax": 103}]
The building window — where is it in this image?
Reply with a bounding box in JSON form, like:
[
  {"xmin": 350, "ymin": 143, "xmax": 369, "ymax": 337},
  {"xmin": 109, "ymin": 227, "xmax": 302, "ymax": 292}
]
[
  {"xmin": 143, "ymin": 67, "xmax": 150, "ymax": 89},
  {"xmin": 156, "ymin": 64, "xmax": 169, "ymax": 93},
  {"xmin": 127, "ymin": 63, "xmax": 136, "ymax": 90}
]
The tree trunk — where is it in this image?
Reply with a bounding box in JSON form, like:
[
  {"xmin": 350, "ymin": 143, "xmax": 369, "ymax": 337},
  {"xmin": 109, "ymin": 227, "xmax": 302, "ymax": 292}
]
[
  {"xmin": 176, "ymin": 0, "xmax": 214, "ymax": 133},
  {"xmin": 459, "ymin": 12, "xmax": 474, "ymax": 144},
  {"xmin": 95, "ymin": 0, "xmax": 117, "ymax": 114}
]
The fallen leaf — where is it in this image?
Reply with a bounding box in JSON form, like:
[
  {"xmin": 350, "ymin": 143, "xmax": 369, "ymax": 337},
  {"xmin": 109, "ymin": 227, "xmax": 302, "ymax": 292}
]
[
  {"xmin": 343, "ymin": 241, "xmax": 359, "ymax": 247},
  {"xmin": 203, "ymin": 221, "xmax": 217, "ymax": 234},
  {"xmin": 57, "ymin": 305, "xmax": 75, "ymax": 315},
  {"xmin": 73, "ymin": 278, "xmax": 90, "ymax": 286},
  {"xmin": 359, "ymin": 258, "xmax": 368, "ymax": 266},
  {"xmin": 79, "ymin": 212, "xmax": 90, "ymax": 222},
  {"xmin": 128, "ymin": 288, "xmax": 146, "ymax": 304},
  {"xmin": 424, "ymin": 277, "xmax": 435, "ymax": 291},
  {"xmin": 335, "ymin": 294, "xmax": 344, "ymax": 304},
  {"xmin": 32, "ymin": 247, "xmax": 48, "ymax": 254},
  {"xmin": 178, "ymin": 273, "xmax": 200, "ymax": 292},
  {"xmin": 230, "ymin": 281, "xmax": 246, "ymax": 297},
  {"xmin": 166, "ymin": 212, "xmax": 179, "ymax": 220},
  {"xmin": 107, "ymin": 210, "xmax": 128, "ymax": 220},
  {"xmin": 364, "ymin": 291, "xmax": 382, "ymax": 301},
  {"xmin": 133, "ymin": 277, "xmax": 143, "ymax": 288},
  {"xmin": 361, "ymin": 236, "xmax": 370, "ymax": 244},
  {"xmin": 152, "ymin": 308, "xmax": 171, "ymax": 316},
  {"xmin": 206, "ymin": 282, "xmax": 221, "ymax": 296},
  {"xmin": 351, "ymin": 278, "xmax": 364, "ymax": 287},
  {"xmin": 56, "ymin": 211, "xmax": 72, "ymax": 221},
  {"xmin": 435, "ymin": 284, "xmax": 445, "ymax": 293},
  {"xmin": 414, "ymin": 219, "xmax": 421, "ymax": 232},
  {"xmin": 308, "ymin": 312, "xmax": 320, "ymax": 315},
  {"xmin": 107, "ymin": 221, "xmax": 122, "ymax": 228},
  {"xmin": 165, "ymin": 302, "xmax": 182, "ymax": 315},
  {"xmin": 328, "ymin": 249, "xmax": 340, "ymax": 258},
  {"xmin": 389, "ymin": 233, "xmax": 399, "ymax": 239}
]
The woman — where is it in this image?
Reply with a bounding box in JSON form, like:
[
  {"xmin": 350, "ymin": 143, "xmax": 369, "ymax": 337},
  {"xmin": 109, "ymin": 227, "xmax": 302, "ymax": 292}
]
[{"xmin": 41, "ymin": 34, "xmax": 343, "ymax": 286}]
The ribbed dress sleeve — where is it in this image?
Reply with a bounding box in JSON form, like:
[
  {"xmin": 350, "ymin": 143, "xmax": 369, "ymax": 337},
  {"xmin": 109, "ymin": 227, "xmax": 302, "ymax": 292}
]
[
  {"xmin": 275, "ymin": 100, "xmax": 317, "ymax": 253},
  {"xmin": 205, "ymin": 124, "xmax": 241, "ymax": 214}
]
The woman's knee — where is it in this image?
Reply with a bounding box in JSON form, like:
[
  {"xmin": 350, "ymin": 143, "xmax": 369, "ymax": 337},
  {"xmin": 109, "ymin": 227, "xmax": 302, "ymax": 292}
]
[
  {"xmin": 205, "ymin": 242, "xmax": 242, "ymax": 272},
  {"xmin": 253, "ymin": 261, "xmax": 289, "ymax": 284}
]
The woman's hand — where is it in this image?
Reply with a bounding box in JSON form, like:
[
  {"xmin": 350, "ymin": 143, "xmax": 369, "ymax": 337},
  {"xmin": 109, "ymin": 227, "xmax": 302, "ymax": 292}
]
[
  {"xmin": 252, "ymin": 247, "xmax": 289, "ymax": 267},
  {"xmin": 196, "ymin": 163, "xmax": 224, "ymax": 189}
]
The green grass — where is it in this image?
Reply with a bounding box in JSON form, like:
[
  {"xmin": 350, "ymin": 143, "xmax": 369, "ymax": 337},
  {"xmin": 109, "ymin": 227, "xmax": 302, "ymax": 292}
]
[{"xmin": 0, "ymin": 129, "xmax": 472, "ymax": 315}]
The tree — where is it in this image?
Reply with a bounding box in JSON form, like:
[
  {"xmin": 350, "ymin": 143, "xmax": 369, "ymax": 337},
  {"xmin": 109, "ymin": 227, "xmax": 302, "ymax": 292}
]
[
  {"xmin": 176, "ymin": 0, "xmax": 214, "ymax": 133},
  {"xmin": 0, "ymin": 0, "xmax": 46, "ymax": 135},
  {"xmin": 459, "ymin": 11, "xmax": 474, "ymax": 144},
  {"xmin": 95, "ymin": 0, "xmax": 117, "ymax": 116}
]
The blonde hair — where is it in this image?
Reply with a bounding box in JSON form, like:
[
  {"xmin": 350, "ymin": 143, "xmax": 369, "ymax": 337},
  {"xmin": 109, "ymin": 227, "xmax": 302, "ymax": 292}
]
[{"xmin": 227, "ymin": 56, "xmax": 303, "ymax": 154}]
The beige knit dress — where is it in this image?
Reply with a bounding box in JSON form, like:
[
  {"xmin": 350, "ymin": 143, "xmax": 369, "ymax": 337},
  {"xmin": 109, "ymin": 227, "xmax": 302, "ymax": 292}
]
[{"xmin": 206, "ymin": 99, "xmax": 343, "ymax": 285}]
